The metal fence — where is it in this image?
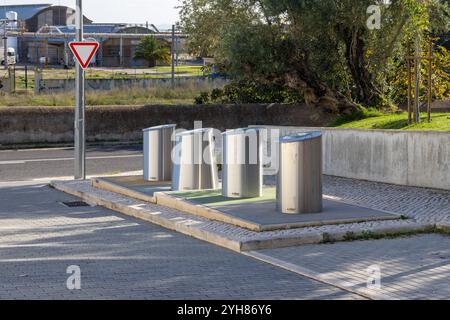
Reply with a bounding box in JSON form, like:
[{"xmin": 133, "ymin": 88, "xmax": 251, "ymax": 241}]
[{"xmin": 6, "ymin": 62, "xmax": 210, "ymax": 93}]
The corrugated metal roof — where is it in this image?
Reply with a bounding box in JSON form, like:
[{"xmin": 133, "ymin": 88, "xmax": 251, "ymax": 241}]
[{"xmin": 0, "ymin": 4, "xmax": 52, "ymax": 20}]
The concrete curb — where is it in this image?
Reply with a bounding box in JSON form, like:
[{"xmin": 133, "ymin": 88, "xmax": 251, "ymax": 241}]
[
  {"xmin": 51, "ymin": 180, "xmax": 243, "ymax": 252},
  {"xmin": 92, "ymin": 177, "xmax": 167, "ymax": 204}
]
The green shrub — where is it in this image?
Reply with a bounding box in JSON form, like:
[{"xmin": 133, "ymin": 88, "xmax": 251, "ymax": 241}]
[{"xmin": 194, "ymin": 79, "xmax": 304, "ymax": 104}]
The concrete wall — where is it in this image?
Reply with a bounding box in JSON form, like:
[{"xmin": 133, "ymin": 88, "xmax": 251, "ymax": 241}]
[
  {"xmin": 3, "ymin": 104, "xmax": 446, "ymax": 190},
  {"xmin": 35, "ymin": 76, "xmax": 228, "ymax": 94},
  {"xmin": 259, "ymin": 126, "xmax": 450, "ymax": 191},
  {"xmin": 0, "ymin": 104, "xmax": 335, "ymax": 146}
]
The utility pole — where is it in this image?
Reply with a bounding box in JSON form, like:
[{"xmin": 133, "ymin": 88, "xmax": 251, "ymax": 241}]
[
  {"xmin": 176, "ymin": 37, "xmax": 179, "ymax": 67},
  {"xmin": 413, "ymin": 36, "xmax": 421, "ymax": 124},
  {"xmin": 119, "ymin": 34, "xmax": 123, "ymax": 67},
  {"xmin": 2, "ymin": 35, "xmax": 7, "ymax": 70},
  {"xmin": 406, "ymin": 44, "xmax": 412, "ymax": 125},
  {"xmin": 427, "ymin": 39, "xmax": 433, "ymax": 123},
  {"xmin": 171, "ymin": 24, "xmax": 175, "ymax": 88},
  {"xmin": 74, "ymin": 0, "xmax": 86, "ymax": 180}
]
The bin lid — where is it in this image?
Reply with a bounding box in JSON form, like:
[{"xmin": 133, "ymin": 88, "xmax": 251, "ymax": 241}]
[
  {"xmin": 280, "ymin": 131, "xmax": 322, "ymax": 143},
  {"xmin": 222, "ymin": 127, "xmax": 267, "ymax": 136},
  {"xmin": 142, "ymin": 124, "xmax": 177, "ymax": 132}
]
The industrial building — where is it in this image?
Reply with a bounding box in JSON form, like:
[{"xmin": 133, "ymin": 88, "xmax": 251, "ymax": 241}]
[{"xmin": 1, "ymin": 4, "xmax": 173, "ymax": 67}]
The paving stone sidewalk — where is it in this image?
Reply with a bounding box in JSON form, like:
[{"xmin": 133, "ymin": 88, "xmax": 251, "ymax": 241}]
[
  {"xmin": 321, "ymin": 176, "xmax": 450, "ymax": 224},
  {"xmin": 255, "ymin": 233, "xmax": 450, "ymax": 300},
  {"xmin": 48, "ymin": 175, "xmax": 450, "ymax": 299},
  {"xmin": 52, "ymin": 175, "xmax": 450, "ymax": 251},
  {"xmin": 0, "ymin": 183, "xmax": 360, "ymax": 300}
]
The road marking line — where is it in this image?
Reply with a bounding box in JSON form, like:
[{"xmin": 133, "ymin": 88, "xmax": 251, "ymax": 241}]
[
  {"xmin": 0, "ymin": 160, "xmax": 26, "ymax": 165},
  {"xmin": 0, "ymin": 171, "xmax": 144, "ymax": 186},
  {"xmin": 0, "ymin": 154, "xmax": 142, "ymax": 165}
]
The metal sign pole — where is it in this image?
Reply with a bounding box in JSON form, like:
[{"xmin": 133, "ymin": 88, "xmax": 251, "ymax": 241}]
[{"xmin": 75, "ymin": 0, "xmax": 86, "ymax": 179}]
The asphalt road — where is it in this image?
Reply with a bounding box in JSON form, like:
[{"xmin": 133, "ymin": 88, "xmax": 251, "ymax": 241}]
[{"xmin": 0, "ymin": 145, "xmax": 143, "ymax": 182}]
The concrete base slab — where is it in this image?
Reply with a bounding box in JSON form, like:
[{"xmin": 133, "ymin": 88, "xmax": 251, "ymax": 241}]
[
  {"xmin": 160, "ymin": 188, "xmax": 399, "ymax": 232},
  {"xmin": 93, "ymin": 176, "xmax": 171, "ymax": 203},
  {"xmin": 93, "ymin": 176, "xmax": 399, "ymax": 232},
  {"xmin": 51, "ymin": 180, "xmax": 430, "ymax": 252}
]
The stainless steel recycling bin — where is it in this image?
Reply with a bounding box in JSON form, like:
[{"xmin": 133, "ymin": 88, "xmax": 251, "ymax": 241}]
[
  {"xmin": 222, "ymin": 128, "xmax": 265, "ymax": 198},
  {"xmin": 172, "ymin": 128, "xmax": 219, "ymax": 191},
  {"xmin": 276, "ymin": 132, "xmax": 323, "ymax": 214},
  {"xmin": 143, "ymin": 124, "xmax": 176, "ymax": 181}
]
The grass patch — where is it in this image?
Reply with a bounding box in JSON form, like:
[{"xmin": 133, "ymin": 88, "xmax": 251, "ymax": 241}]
[
  {"xmin": 332, "ymin": 111, "xmax": 450, "ymax": 131},
  {"xmin": 320, "ymin": 225, "xmax": 439, "ymax": 244},
  {"xmin": 0, "ymin": 83, "xmax": 214, "ymax": 107},
  {"xmin": 329, "ymin": 107, "xmax": 385, "ymax": 127}
]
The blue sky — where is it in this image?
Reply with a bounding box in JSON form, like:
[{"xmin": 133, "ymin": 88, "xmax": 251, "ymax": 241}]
[{"xmin": 1, "ymin": 0, "xmax": 180, "ymax": 27}]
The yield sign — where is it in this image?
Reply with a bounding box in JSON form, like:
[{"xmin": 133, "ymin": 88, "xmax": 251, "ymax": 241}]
[{"xmin": 69, "ymin": 41, "xmax": 99, "ymax": 69}]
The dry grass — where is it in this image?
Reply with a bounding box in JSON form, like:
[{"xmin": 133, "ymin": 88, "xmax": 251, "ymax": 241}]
[
  {"xmin": 0, "ymin": 83, "xmax": 213, "ymax": 107},
  {"xmin": 14, "ymin": 66, "xmax": 204, "ymax": 89}
]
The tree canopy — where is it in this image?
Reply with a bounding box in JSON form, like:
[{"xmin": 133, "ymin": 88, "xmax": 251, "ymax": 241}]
[
  {"xmin": 180, "ymin": 0, "xmax": 450, "ymax": 113},
  {"xmin": 134, "ymin": 36, "xmax": 171, "ymax": 67}
]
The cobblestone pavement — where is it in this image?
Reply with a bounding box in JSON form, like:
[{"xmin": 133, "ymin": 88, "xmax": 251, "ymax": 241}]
[
  {"xmin": 322, "ymin": 176, "xmax": 450, "ymax": 224},
  {"xmin": 0, "ymin": 183, "xmax": 361, "ymax": 300},
  {"xmin": 256, "ymin": 234, "xmax": 450, "ymax": 300},
  {"xmin": 266, "ymin": 175, "xmax": 450, "ymax": 224}
]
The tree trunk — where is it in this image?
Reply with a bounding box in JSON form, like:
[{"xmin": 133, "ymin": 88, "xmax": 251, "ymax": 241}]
[
  {"xmin": 343, "ymin": 28, "xmax": 382, "ymax": 107},
  {"xmin": 285, "ymin": 52, "xmax": 361, "ymax": 115}
]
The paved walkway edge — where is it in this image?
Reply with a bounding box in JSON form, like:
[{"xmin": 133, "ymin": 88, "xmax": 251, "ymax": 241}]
[
  {"xmin": 51, "ymin": 180, "xmax": 433, "ymax": 250},
  {"xmin": 50, "ymin": 180, "xmax": 447, "ymax": 300},
  {"xmin": 51, "ymin": 180, "xmax": 243, "ymax": 252},
  {"xmin": 244, "ymin": 251, "xmax": 397, "ymax": 300}
]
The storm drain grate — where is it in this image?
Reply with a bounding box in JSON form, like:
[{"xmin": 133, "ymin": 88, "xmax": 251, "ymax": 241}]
[{"xmin": 61, "ymin": 201, "xmax": 91, "ymax": 208}]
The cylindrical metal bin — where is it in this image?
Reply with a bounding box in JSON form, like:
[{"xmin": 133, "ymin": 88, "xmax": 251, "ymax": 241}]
[
  {"xmin": 172, "ymin": 128, "xmax": 219, "ymax": 191},
  {"xmin": 276, "ymin": 132, "xmax": 323, "ymax": 214},
  {"xmin": 143, "ymin": 124, "xmax": 176, "ymax": 181},
  {"xmin": 222, "ymin": 128, "xmax": 265, "ymax": 198}
]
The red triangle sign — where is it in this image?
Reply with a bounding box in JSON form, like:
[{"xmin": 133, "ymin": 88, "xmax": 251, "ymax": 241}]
[{"xmin": 69, "ymin": 41, "xmax": 99, "ymax": 69}]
